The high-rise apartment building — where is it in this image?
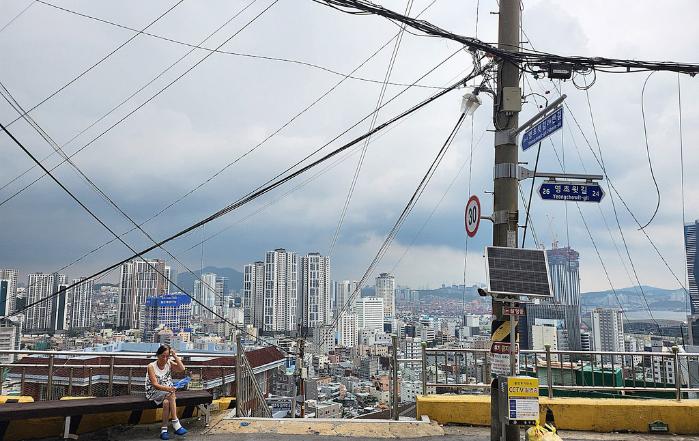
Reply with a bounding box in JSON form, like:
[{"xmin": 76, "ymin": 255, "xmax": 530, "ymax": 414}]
[
  {"xmin": 243, "ymin": 261, "xmax": 265, "ymax": 329},
  {"xmin": 0, "ymin": 317, "xmax": 21, "ymax": 364},
  {"xmin": 334, "ymin": 280, "xmax": 358, "ymax": 314},
  {"xmin": 25, "ymin": 273, "xmax": 66, "ymax": 332},
  {"xmin": 0, "ymin": 280, "xmax": 10, "ymax": 316},
  {"xmin": 354, "ymin": 297, "xmax": 384, "ymax": 331},
  {"xmin": 117, "ymin": 259, "xmax": 170, "ymax": 330},
  {"xmin": 337, "ymin": 312, "xmax": 358, "ymax": 348},
  {"xmin": 590, "ymin": 308, "xmax": 625, "ymax": 353},
  {"xmin": 520, "ymin": 303, "xmax": 580, "ymax": 351},
  {"xmin": 684, "ymin": 221, "xmax": 699, "ymax": 345},
  {"xmin": 193, "ymin": 273, "xmax": 218, "ymax": 320},
  {"xmin": 68, "ymin": 278, "xmax": 94, "ymax": 329},
  {"xmin": 375, "ymin": 273, "xmax": 396, "ymax": 317},
  {"xmin": 51, "ymin": 283, "xmax": 69, "ymax": 332},
  {"xmin": 0, "ymin": 269, "xmax": 18, "ymax": 313},
  {"xmin": 547, "ymin": 246, "xmax": 581, "ymax": 308},
  {"xmin": 300, "ymin": 253, "xmax": 331, "ymax": 330},
  {"xmin": 263, "ymin": 249, "xmax": 298, "ymax": 333}
]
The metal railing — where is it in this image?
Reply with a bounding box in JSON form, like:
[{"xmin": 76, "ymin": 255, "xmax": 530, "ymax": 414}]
[
  {"xmin": 0, "ymin": 347, "xmax": 271, "ymax": 414},
  {"xmin": 393, "ymin": 345, "xmax": 699, "ymax": 402}
]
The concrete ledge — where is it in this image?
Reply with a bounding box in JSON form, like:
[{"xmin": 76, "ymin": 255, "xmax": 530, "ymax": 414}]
[
  {"xmin": 211, "ymin": 416, "xmax": 445, "ymax": 438},
  {"xmin": 416, "ymin": 395, "xmax": 699, "ymax": 434}
]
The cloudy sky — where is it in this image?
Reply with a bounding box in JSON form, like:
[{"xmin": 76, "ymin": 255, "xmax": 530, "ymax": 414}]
[{"xmin": 1, "ymin": 0, "xmax": 698, "ymax": 298}]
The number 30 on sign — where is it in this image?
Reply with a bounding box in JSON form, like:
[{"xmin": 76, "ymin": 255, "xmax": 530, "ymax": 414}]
[{"xmin": 465, "ymin": 195, "xmax": 481, "ymax": 238}]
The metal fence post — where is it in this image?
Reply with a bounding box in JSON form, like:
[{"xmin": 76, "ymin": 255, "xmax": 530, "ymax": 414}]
[
  {"xmin": 127, "ymin": 368, "xmax": 133, "ymax": 395},
  {"xmin": 20, "ymin": 367, "xmax": 25, "ymax": 396},
  {"xmin": 88, "ymin": 367, "xmax": 93, "ymax": 396},
  {"xmin": 391, "ymin": 334, "xmax": 399, "ymax": 421},
  {"xmin": 108, "ymin": 356, "xmax": 115, "ymax": 397},
  {"xmin": 421, "ymin": 342, "xmax": 427, "ymax": 396},
  {"xmin": 236, "ymin": 334, "xmax": 242, "ymax": 416},
  {"xmin": 673, "ymin": 346, "xmax": 681, "ymax": 401},
  {"xmin": 68, "ymin": 367, "xmax": 74, "ymax": 396},
  {"xmin": 545, "ymin": 344, "xmax": 553, "ymax": 399},
  {"xmin": 47, "ymin": 354, "xmax": 54, "ymax": 400}
]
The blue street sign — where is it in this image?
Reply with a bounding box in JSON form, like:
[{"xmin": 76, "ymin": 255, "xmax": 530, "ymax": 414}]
[
  {"xmin": 521, "ymin": 107, "xmax": 564, "ymax": 151},
  {"xmin": 539, "ymin": 182, "xmax": 604, "ymax": 202}
]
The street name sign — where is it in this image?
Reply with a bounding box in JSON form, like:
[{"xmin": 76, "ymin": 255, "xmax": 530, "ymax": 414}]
[
  {"xmin": 539, "ymin": 181, "xmax": 604, "ymax": 202},
  {"xmin": 521, "ymin": 107, "xmax": 563, "ymax": 151}
]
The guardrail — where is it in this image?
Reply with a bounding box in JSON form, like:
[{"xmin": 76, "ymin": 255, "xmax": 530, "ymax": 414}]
[
  {"xmin": 392, "ymin": 345, "xmax": 699, "ymax": 403},
  {"xmin": 0, "ymin": 348, "xmax": 260, "ymax": 402}
]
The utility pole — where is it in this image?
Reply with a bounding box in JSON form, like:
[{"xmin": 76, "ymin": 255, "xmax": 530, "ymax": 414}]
[{"xmin": 491, "ymin": 0, "xmax": 521, "ymax": 440}]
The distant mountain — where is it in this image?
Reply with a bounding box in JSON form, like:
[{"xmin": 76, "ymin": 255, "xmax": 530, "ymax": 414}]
[
  {"xmin": 417, "ymin": 285, "xmax": 481, "ymax": 300},
  {"xmin": 176, "ymin": 266, "xmax": 243, "ymax": 293},
  {"xmin": 581, "ymin": 286, "xmax": 687, "ymax": 311}
]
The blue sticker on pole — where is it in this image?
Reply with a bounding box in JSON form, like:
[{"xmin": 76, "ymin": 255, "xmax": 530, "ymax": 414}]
[
  {"xmin": 539, "ymin": 182, "xmax": 604, "ymax": 203},
  {"xmin": 521, "ymin": 107, "xmax": 564, "ymax": 151}
]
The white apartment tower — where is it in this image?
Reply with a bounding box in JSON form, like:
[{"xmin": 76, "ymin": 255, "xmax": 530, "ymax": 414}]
[
  {"xmin": 375, "ymin": 273, "xmax": 396, "ymax": 317},
  {"xmin": 243, "ymin": 261, "xmax": 265, "ymax": 329},
  {"xmin": 300, "ymin": 253, "xmax": 331, "ymax": 329},
  {"xmin": 0, "ymin": 269, "xmax": 18, "ymax": 313},
  {"xmin": 354, "ymin": 297, "xmax": 384, "ymax": 331},
  {"xmin": 193, "ymin": 273, "xmax": 218, "ymax": 320},
  {"xmin": 68, "ymin": 277, "xmax": 94, "ymax": 329},
  {"xmin": 590, "ymin": 308, "xmax": 625, "ymax": 353},
  {"xmin": 26, "ymin": 273, "xmax": 66, "ymax": 332},
  {"xmin": 337, "ymin": 312, "xmax": 358, "ymax": 348},
  {"xmin": 335, "ymin": 280, "xmax": 358, "ymax": 314},
  {"xmin": 117, "ymin": 259, "xmax": 170, "ymax": 329},
  {"xmin": 263, "ymin": 249, "xmax": 298, "ymax": 333}
]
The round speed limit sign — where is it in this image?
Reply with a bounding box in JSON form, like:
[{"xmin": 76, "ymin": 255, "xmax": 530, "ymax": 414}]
[{"xmin": 465, "ymin": 195, "xmax": 481, "ymax": 237}]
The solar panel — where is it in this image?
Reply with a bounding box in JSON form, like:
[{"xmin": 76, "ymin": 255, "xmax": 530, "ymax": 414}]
[{"xmin": 486, "ymin": 246, "xmax": 552, "ymax": 297}]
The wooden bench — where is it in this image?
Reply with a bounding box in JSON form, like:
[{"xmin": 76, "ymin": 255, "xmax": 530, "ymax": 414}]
[{"xmin": 0, "ymin": 390, "xmax": 212, "ymax": 440}]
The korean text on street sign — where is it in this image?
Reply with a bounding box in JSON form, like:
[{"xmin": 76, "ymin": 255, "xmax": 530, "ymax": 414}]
[
  {"xmin": 491, "ymin": 342, "xmax": 520, "ymax": 376},
  {"xmin": 504, "ymin": 306, "xmax": 524, "ymax": 316},
  {"xmin": 507, "ymin": 377, "xmax": 539, "ymax": 424},
  {"xmin": 539, "ymin": 182, "xmax": 604, "ymax": 202},
  {"xmin": 521, "ymin": 107, "xmax": 564, "ymax": 151},
  {"xmin": 465, "ymin": 195, "xmax": 481, "ymax": 238}
]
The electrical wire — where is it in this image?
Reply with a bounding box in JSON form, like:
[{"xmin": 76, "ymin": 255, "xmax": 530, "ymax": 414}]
[
  {"xmin": 327, "ymin": 0, "xmax": 414, "ymax": 257},
  {"xmin": 5, "ymin": 71, "xmax": 470, "ymax": 331},
  {"xmin": 0, "ymin": 0, "xmax": 259, "ymax": 198},
  {"xmin": 0, "ymin": 0, "xmax": 278, "ymax": 209},
  {"xmin": 677, "ymin": 73, "xmax": 690, "ymax": 318},
  {"xmin": 0, "ymin": 1, "xmax": 34, "ymax": 34},
  {"xmin": 32, "ymin": 0, "xmax": 445, "ymax": 91},
  {"xmin": 320, "ymin": 111, "xmax": 469, "ymax": 351},
  {"xmin": 312, "ymin": 0, "xmax": 699, "ymax": 75},
  {"xmin": 2, "ymin": 0, "xmax": 185, "ymax": 129},
  {"xmin": 638, "ymin": 71, "xmax": 661, "ymax": 229},
  {"xmin": 0, "ymin": 119, "xmax": 288, "ymax": 353}
]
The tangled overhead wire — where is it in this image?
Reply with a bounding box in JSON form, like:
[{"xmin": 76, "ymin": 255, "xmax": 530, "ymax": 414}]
[{"xmin": 313, "ymin": 0, "xmax": 699, "ymax": 76}]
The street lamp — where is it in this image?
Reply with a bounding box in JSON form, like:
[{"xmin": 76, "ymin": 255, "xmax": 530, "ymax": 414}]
[{"xmin": 461, "ymin": 89, "xmax": 481, "ymax": 116}]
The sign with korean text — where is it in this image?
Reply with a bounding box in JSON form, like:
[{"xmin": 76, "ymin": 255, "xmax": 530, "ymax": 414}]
[
  {"xmin": 504, "ymin": 306, "xmax": 524, "ymax": 316},
  {"xmin": 539, "ymin": 181, "xmax": 604, "ymax": 203},
  {"xmin": 507, "ymin": 377, "xmax": 539, "ymax": 424},
  {"xmin": 521, "ymin": 107, "xmax": 564, "ymax": 151},
  {"xmin": 491, "ymin": 342, "xmax": 519, "ymax": 376}
]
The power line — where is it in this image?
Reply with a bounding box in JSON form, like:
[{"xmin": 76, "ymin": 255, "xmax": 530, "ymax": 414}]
[
  {"xmin": 0, "ymin": 119, "xmax": 284, "ymax": 352},
  {"xmin": 0, "ymin": 0, "xmax": 277, "ymax": 209},
  {"xmin": 327, "ymin": 0, "xmax": 414, "ymax": 257},
  {"xmin": 312, "ymin": 0, "xmax": 699, "ymax": 75},
  {"xmin": 6, "ymin": 71, "xmax": 469, "ymax": 332},
  {"xmin": 0, "ymin": 0, "xmax": 259, "ymax": 198},
  {"xmin": 677, "ymin": 73, "xmax": 689, "ymax": 318},
  {"xmin": 0, "ymin": 0, "xmax": 34, "ymax": 34},
  {"xmin": 321, "ymin": 110, "xmax": 470, "ymax": 351},
  {"xmin": 638, "ymin": 71, "xmax": 661, "ymax": 229},
  {"xmin": 2, "ymin": 0, "xmax": 185, "ymax": 129},
  {"xmin": 32, "ymin": 0, "xmax": 445, "ymax": 91}
]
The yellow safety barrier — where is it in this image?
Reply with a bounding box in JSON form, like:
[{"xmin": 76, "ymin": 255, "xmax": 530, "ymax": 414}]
[
  {"xmin": 0, "ymin": 396, "xmax": 33, "ymax": 404},
  {"xmin": 416, "ymin": 395, "xmax": 699, "ymax": 434}
]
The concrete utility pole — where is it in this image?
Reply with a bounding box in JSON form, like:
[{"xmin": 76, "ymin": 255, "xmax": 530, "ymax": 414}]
[
  {"xmin": 490, "ymin": 0, "xmax": 521, "ymax": 440},
  {"xmin": 298, "ymin": 338, "xmax": 306, "ymax": 418}
]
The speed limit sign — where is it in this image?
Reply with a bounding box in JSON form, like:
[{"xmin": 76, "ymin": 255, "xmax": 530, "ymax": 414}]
[{"xmin": 465, "ymin": 195, "xmax": 481, "ymax": 237}]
